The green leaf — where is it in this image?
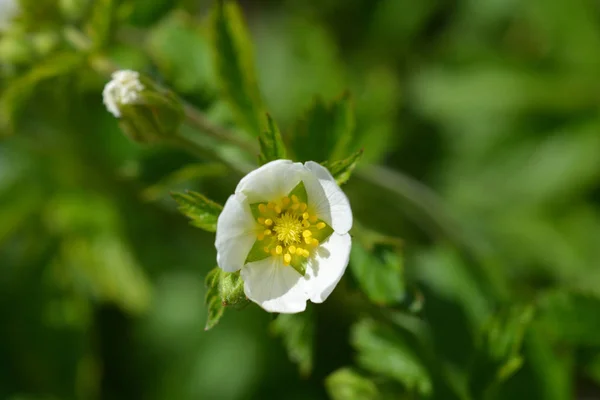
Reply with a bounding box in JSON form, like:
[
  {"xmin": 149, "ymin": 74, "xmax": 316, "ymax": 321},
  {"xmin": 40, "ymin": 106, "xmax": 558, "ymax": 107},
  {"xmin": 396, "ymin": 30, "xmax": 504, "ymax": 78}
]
[
  {"xmin": 322, "ymin": 149, "xmax": 364, "ymax": 185},
  {"xmin": 351, "ymin": 319, "xmax": 432, "ymax": 396},
  {"xmin": 468, "ymin": 305, "xmax": 534, "ymax": 399},
  {"xmin": 210, "ymin": 0, "xmax": 264, "ymax": 136},
  {"xmin": 205, "ymin": 267, "xmax": 225, "ymax": 330},
  {"xmin": 325, "ymin": 368, "xmax": 380, "ymax": 400},
  {"xmin": 291, "ymin": 92, "xmax": 355, "ymax": 162},
  {"xmin": 350, "ymin": 224, "xmax": 405, "ymax": 306},
  {"xmin": 85, "ymin": 0, "xmax": 116, "ymax": 49},
  {"xmin": 271, "ymin": 307, "xmax": 314, "ymax": 376},
  {"xmin": 171, "ymin": 190, "xmax": 223, "ymax": 232},
  {"xmin": 258, "ymin": 113, "xmax": 287, "ymax": 165}
]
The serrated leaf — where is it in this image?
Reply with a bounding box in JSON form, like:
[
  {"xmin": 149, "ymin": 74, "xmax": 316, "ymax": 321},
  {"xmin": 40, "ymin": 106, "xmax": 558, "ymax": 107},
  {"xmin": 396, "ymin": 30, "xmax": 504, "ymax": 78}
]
[
  {"xmin": 171, "ymin": 191, "xmax": 223, "ymax": 232},
  {"xmin": 258, "ymin": 114, "xmax": 287, "ymax": 165},
  {"xmin": 210, "ymin": 0, "xmax": 264, "ymax": 136},
  {"xmin": 271, "ymin": 307, "xmax": 314, "ymax": 376},
  {"xmin": 205, "ymin": 267, "xmax": 225, "ymax": 330},
  {"xmin": 468, "ymin": 305, "xmax": 534, "ymax": 399},
  {"xmin": 325, "ymin": 368, "xmax": 380, "ymax": 400},
  {"xmin": 321, "ymin": 149, "xmax": 363, "ymax": 185},
  {"xmin": 291, "ymin": 92, "xmax": 355, "ymax": 162},
  {"xmin": 351, "ymin": 319, "xmax": 432, "ymax": 396},
  {"xmin": 350, "ymin": 227, "xmax": 405, "ymax": 306}
]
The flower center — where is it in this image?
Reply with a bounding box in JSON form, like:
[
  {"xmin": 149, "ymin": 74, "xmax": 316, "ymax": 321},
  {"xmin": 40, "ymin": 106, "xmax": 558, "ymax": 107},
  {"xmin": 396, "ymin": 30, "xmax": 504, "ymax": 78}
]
[{"xmin": 254, "ymin": 194, "xmax": 327, "ymax": 266}]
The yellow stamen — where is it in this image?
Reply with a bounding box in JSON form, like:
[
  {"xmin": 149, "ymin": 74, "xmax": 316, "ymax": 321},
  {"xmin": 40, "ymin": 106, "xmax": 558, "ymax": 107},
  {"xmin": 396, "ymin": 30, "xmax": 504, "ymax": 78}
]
[
  {"xmin": 284, "ymin": 253, "xmax": 292, "ymax": 264},
  {"xmin": 300, "ymin": 249, "xmax": 310, "ymax": 257},
  {"xmin": 316, "ymin": 222, "xmax": 326, "ymax": 230},
  {"xmin": 264, "ymin": 229, "xmax": 272, "ymax": 236},
  {"xmin": 302, "ymin": 230, "xmax": 312, "ymax": 238},
  {"xmin": 267, "ymin": 202, "xmax": 275, "ymax": 210},
  {"xmin": 288, "ymin": 245, "xmax": 297, "ymax": 254},
  {"xmin": 265, "ymin": 218, "xmax": 273, "ymax": 226},
  {"xmin": 302, "ymin": 212, "xmax": 309, "ymax": 220},
  {"xmin": 291, "ymin": 203, "xmax": 300, "ymax": 210},
  {"xmin": 291, "ymin": 195, "xmax": 299, "ymax": 203},
  {"xmin": 257, "ymin": 232, "xmax": 265, "ymax": 241},
  {"xmin": 302, "ymin": 220, "xmax": 310, "ymax": 228},
  {"xmin": 258, "ymin": 204, "xmax": 267, "ymax": 214},
  {"xmin": 309, "ymin": 215, "xmax": 318, "ymax": 223},
  {"xmin": 304, "ymin": 237, "xmax": 312, "ymax": 244},
  {"xmin": 282, "ymin": 197, "xmax": 291, "ymax": 206},
  {"xmin": 311, "ymin": 238, "xmax": 319, "ymax": 247},
  {"xmin": 299, "ymin": 203, "xmax": 308, "ymax": 212},
  {"xmin": 275, "ymin": 245, "xmax": 283, "ymax": 255},
  {"xmin": 275, "ymin": 205, "xmax": 282, "ymax": 214},
  {"xmin": 258, "ymin": 217, "xmax": 266, "ymax": 224},
  {"xmin": 263, "ymin": 246, "xmax": 270, "ymax": 253}
]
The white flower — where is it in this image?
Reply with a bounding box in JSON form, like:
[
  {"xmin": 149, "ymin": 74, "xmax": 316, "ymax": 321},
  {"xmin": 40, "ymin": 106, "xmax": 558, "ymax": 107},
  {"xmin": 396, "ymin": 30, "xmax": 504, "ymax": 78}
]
[
  {"xmin": 215, "ymin": 159, "xmax": 353, "ymax": 313},
  {"xmin": 102, "ymin": 70, "xmax": 145, "ymax": 118},
  {"xmin": 0, "ymin": 0, "xmax": 19, "ymax": 31}
]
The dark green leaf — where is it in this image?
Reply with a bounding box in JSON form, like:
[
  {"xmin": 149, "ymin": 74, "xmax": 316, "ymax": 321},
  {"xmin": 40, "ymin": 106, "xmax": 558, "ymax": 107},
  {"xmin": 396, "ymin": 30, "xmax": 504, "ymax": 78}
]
[
  {"xmin": 291, "ymin": 92, "xmax": 355, "ymax": 162},
  {"xmin": 171, "ymin": 190, "xmax": 223, "ymax": 232},
  {"xmin": 258, "ymin": 113, "xmax": 287, "ymax": 165},
  {"xmin": 351, "ymin": 319, "xmax": 432, "ymax": 396},
  {"xmin": 322, "ymin": 149, "xmax": 363, "ymax": 185},
  {"xmin": 205, "ymin": 267, "xmax": 225, "ymax": 330},
  {"xmin": 468, "ymin": 305, "xmax": 534, "ymax": 399},
  {"xmin": 210, "ymin": 0, "xmax": 264, "ymax": 136},
  {"xmin": 325, "ymin": 368, "xmax": 380, "ymax": 400},
  {"xmin": 271, "ymin": 307, "xmax": 314, "ymax": 376},
  {"xmin": 350, "ymin": 224, "xmax": 405, "ymax": 306}
]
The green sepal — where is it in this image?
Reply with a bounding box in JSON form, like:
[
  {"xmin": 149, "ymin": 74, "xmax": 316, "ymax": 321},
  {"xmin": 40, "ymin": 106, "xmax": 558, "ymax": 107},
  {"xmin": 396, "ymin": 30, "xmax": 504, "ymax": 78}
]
[
  {"xmin": 204, "ymin": 267, "xmax": 250, "ymax": 330},
  {"xmin": 171, "ymin": 190, "xmax": 223, "ymax": 232},
  {"xmin": 258, "ymin": 113, "xmax": 287, "ymax": 165},
  {"xmin": 219, "ymin": 271, "xmax": 248, "ymax": 307},
  {"xmin": 322, "ymin": 149, "xmax": 364, "ymax": 186},
  {"xmin": 288, "ymin": 181, "xmax": 308, "ymax": 204},
  {"xmin": 204, "ymin": 267, "xmax": 225, "ymax": 330}
]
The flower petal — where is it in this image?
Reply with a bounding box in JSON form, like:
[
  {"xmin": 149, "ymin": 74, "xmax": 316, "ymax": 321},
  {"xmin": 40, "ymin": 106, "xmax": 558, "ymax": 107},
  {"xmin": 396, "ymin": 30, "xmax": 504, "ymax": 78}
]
[
  {"xmin": 241, "ymin": 256, "xmax": 308, "ymax": 313},
  {"xmin": 304, "ymin": 161, "xmax": 353, "ymax": 234},
  {"xmin": 215, "ymin": 192, "xmax": 257, "ymax": 272},
  {"xmin": 235, "ymin": 159, "xmax": 305, "ymax": 203},
  {"xmin": 304, "ymin": 232, "xmax": 351, "ymax": 303}
]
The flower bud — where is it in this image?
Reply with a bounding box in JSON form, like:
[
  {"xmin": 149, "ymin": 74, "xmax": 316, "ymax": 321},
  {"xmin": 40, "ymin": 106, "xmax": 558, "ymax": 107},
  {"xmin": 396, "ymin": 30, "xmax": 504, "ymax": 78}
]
[
  {"xmin": 102, "ymin": 70, "xmax": 184, "ymax": 144},
  {"xmin": 219, "ymin": 271, "xmax": 249, "ymax": 307}
]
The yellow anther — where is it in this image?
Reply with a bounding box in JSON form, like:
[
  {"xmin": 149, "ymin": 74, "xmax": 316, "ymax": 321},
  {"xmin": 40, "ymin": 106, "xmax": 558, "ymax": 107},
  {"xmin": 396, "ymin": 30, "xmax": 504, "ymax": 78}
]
[
  {"xmin": 267, "ymin": 202, "xmax": 276, "ymax": 210},
  {"xmin": 271, "ymin": 249, "xmax": 277, "ymax": 256},
  {"xmin": 291, "ymin": 195, "xmax": 299, "ymax": 203},
  {"xmin": 302, "ymin": 220, "xmax": 310, "ymax": 228},
  {"xmin": 257, "ymin": 232, "xmax": 265, "ymax": 241},
  {"xmin": 288, "ymin": 245, "xmax": 297, "ymax": 254},
  {"xmin": 300, "ymin": 203, "xmax": 308, "ymax": 212},
  {"xmin": 274, "ymin": 205, "xmax": 282, "ymax": 214},
  {"xmin": 316, "ymin": 222, "xmax": 326, "ymax": 230},
  {"xmin": 304, "ymin": 237, "xmax": 312, "ymax": 244},
  {"xmin": 258, "ymin": 217, "xmax": 266, "ymax": 224},
  {"xmin": 309, "ymin": 215, "xmax": 318, "ymax": 223},
  {"xmin": 282, "ymin": 197, "xmax": 291, "ymax": 206},
  {"xmin": 276, "ymin": 245, "xmax": 283, "ymax": 255},
  {"xmin": 311, "ymin": 238, "xmax": 319, "ymax": 247},
  {"xmin": 264, "ymin": 229, "xmax": 272, "ymax": 236},
  {"xmin": 299, "ymin": 249, "xmax": 310, "ymax": 257},
  {"xmin": 302, "ymin": 230, "xmax": 312, "ymax": 238},
  {"xmin": 302, "ymin": 212, "xmax": 309, "ymax": 220},
  {"xmin": 291, "ymin": 203, "xmax": 300, "ymax": 210},
  {"xmin": 263, "ymin": 246, "xmax": 270, "ymax": 253},
  {"xmin": 258, "ymin": 204, "xmax": 267, "ymax": 214},
  {"xmin": 284, "ymin": 253, "xmax": 292, "ymax": 264},
  {"xmin": 265, "ymin": 218, "xmax": 273, "ymax": 226}
]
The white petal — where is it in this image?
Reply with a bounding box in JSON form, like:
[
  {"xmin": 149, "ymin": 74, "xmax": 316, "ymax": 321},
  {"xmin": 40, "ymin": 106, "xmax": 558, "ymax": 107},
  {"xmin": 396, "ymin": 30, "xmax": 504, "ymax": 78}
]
[
  {"xmin": 241, "ymin": 257, "xmax": 308, "ymax": 313},
  {"xmin": 215, "ymin": 192, "xmax": 257, "ymax": 272},
  {"xmin": 304, "ymin": 161, "xmax": 353, "ymax": 234},
  {"xmin": 304, "ymin": 232, "xmax": 351, "ymax": 303},
  {"xmin": 235, "ymin": 159, "xmax": 305, "ymax": 203}
]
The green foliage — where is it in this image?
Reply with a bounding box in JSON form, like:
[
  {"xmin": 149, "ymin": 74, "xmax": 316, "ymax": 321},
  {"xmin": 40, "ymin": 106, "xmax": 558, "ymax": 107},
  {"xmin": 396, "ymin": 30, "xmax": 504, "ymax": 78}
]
[
  {"xmin": 271, "ymin": 307, "xmax": 314, "ymax": 376},
  {"xmin": 351, "ymin": 319, "xmax": 433, "ymax": 396},
  {"xmin": 85, "ymin": 0, "xmax": 116, "ymax": 49},
  {"xmin": 325, "ymin": 368, "xmax": 380, "ymax": 400},
  {"xmin": 321, "ymin": 149, "xmax": 363, "ymax": 185},
  {"xmin": 350, "ymin": 225, "xmax": 405, "ymax": 306},
  {"xmin": 210, "ymin": 0, "xmax": 264, "ymax": 136},
  {"xmin": 171, "ymin": 190, "xmax": 223, "ymax": 232},
  {"xmin": 468, "ymin": 306, "xmax": 534, "ymax": 399},
  {"xmin": 291, "ymin": 92, "xmax": 355, "ymax": 162},
  {"xmin": 258, "ymin": 113, "xmax": 286, "ymax": 165}
]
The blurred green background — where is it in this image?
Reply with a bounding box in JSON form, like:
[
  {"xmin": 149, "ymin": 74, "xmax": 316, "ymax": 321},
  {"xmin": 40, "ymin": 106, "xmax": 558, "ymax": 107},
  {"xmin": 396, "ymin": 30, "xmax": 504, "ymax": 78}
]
[{"xmin": 2, "ymin": 0, "xmax": 600, "ymax": 399}]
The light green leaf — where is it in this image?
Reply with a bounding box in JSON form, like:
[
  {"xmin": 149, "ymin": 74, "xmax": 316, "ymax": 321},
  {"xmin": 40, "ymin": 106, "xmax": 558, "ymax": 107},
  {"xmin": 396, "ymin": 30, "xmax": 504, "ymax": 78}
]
[
  {"xmin": 171, "ymin": 190, "xmax": 223, "ymax": 232},
  {"xmin": 205, "ymin": 267, "xmax": 225, "ymax": 330},
  {"xmin": 468, "ymin": 305, "xmax": 534, "ymax": 399},
  {"xmin": 271, "ymin": 307, "xmax": 314, "ymax": 376},
  {"xmin": 291, "ymin": 92, "xmax": 355, "ymax": 163},
  {"xmin": 350, "ymin": 224, "xmax": 405, "ymax": 306},
  {"xmin": 258, "ymin": 113, "xmax": 287, "ymax": 165},
  {"xmin": 322, "ymin": 149, "xmax": 363, "ymax": 185},
  {"xmin": 351, "ymin": 319, "xmax": 432, "ymax": 396},
  {"xmin": 210, "ymin": 0, "xmax": 264, "ymax": 136},
  {"xmin": 325, "ymin": 368, "xmax": 380, "ymax": 400}
]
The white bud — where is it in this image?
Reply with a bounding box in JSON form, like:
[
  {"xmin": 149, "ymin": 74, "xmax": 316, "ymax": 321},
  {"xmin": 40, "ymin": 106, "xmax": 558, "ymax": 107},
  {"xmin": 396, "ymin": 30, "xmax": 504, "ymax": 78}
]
[{"xmin": 102, "ymin": 70, "xmax": 145, "ymax": 118}]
